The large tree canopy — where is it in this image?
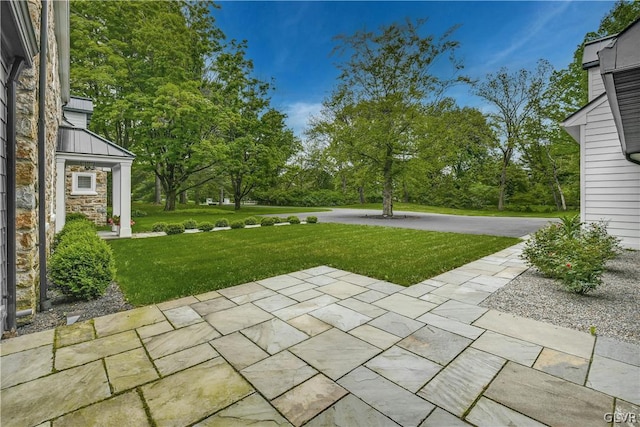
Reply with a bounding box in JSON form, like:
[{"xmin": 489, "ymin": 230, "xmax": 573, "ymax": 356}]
[{"xmin": 311, "ymin": 19, "xmax": 467, "ymax": 217}]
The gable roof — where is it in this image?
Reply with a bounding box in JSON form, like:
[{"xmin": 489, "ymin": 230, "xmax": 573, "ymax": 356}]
[
  {"xmin": 57, "ymin": 125, "xmax": 135, "ymax": 159},
  {"xmin": 561, "ymin": 93, "xmax": 608, "ymax": 142}
]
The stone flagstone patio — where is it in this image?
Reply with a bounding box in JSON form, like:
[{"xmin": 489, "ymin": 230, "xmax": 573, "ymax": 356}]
[{"xmin": 1, "ymin": 243, "xmax": 639, "ymax": 426}]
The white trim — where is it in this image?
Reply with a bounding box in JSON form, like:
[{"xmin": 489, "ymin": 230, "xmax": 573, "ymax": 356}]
[
  {"xmin": 579, "ymin": 124, "xmax": 586, "ymax": 224},
  {"xmin": 71, "ymin": 171, "xmax": 97, "ymax": 195}
]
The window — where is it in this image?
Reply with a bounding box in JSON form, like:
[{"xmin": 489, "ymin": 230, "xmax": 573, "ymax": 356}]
[{"xmin": 71, "ymin": 172, "xmax": 97, "ymax": 195}]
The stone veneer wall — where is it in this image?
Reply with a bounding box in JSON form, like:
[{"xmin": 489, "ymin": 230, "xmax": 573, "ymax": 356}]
[
  {"xmin": 15, "ymin": 0, "xmax": 62, "ymax": 314},
  {"xmin": 65, "ymin": 166, "xmax": 108, "ymax": 225}
]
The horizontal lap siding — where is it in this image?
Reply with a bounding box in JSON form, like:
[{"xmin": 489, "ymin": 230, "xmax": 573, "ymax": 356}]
[
  {"xmin": 589, "ymin": 68, "xmax": 606, "ymax": 101},
  {"xmin": 584, "ymin": 101, "xmax": 640, "ymax": 250}
]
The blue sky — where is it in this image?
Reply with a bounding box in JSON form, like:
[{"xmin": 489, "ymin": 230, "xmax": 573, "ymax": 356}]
[{"xmin": 214, "ymin": 1, "xmax": 615, "ymax": 137}]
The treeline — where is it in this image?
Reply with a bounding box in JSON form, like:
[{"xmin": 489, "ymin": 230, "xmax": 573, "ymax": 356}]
[{"xmin": 70, "ymin": 1, "xmax": 640, "ymax": 213}]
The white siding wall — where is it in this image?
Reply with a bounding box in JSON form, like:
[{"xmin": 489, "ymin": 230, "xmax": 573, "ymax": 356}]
[
  {"xmin": 65, "ymin": 110, "xmax": 87, "ymax": 129},
  {"xmin": 588, "ymin": 68, "xmax": 605, "ymax": 101},
  {"xmin": 583, "ymin": 100, "xmax": 640, "ymax": 250}
]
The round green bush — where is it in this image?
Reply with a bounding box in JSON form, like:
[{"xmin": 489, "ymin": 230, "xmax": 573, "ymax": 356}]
[
  {"xmin": 272, "ymin": 217, "xmax": 283, "ymax": 224},
  {"xmin": 198, "ymin": 222, "xmax": 214, "ymax": 231},
  {"xmin": 215, "ymin": 218, "xmax": 229, "ymax": 227},
  {"xmin": 230, "ymin": 220, "xmax": 245, "ymax": 229},
  {"xmin": 66, "ymin": 212, "xmax": 88, "ymax": 223},
  {"xmin": 53, "ymin": 219, "xmax": 96, "ymax": 249},
  {"xmin": 244, "ymin": 216, "xmax": 259, "ymax": 225},
  {"xmin": 287, "ymin": 216, "xmax": 301, "ymax": 224},
  {"xmin": 306, "ymin": 216, "xmax": 318, "ymax": 224},
  {"xmin": 183, "ymin": 219, "xmax": 198, "ymax": 230},
  {"xmin": 260, "ymin": 217, "xmax": 275, "ymax": 226},
  {"xmin": 152, "ymin": 222, "xmax": 167, "ymax": 232},
  {"xmin": 166, "ymin": 223, "xmax": 186, "ymax": 235},
  {"xmin": 49, "ymin": 238, "xmax": 116, "ymax": 300}
]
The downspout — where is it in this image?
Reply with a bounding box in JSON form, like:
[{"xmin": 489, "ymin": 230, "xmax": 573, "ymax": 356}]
[
  {"xmin": 38, "ymin": 0, "xmax": 49, "ymax": 311},
  {"xmin": 6, "ymin": 58, "xmax": 27, "ymax": 333}
]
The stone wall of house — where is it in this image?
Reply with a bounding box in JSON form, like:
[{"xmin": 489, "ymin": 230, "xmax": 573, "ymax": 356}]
[
  {"xmin": 15, "ymin": 0, "xmax": 62, "ymax": 314},
  {"xmin": 65, "ymin": 166, "xmax": 108, "ymax": 225}
]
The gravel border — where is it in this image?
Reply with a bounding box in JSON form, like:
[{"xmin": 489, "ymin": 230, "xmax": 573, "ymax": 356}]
[
  {"xmin": 15, "ymin": 283, "xmax": 133, "ymax": 336},
  {"xmin": 481, "ymin": 250, "xmax": 640, "ymax": 345}
]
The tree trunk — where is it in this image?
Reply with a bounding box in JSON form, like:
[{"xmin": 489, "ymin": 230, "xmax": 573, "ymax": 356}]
[
  {"xmin": 498, "ymin": 147, "xmax": 512, "ymax": 211},
  {"xmin": 154, "ymin": 175, "xmax": 162, "ymax": 205},
  {"xmin": 546, "ymin": 148, "xmax": 567, "ymax": 211},
  {"xmin": 402, "ymin": 179, "xmax": 409, "ymax": 203},
  {"xmin": 234, "ymin": 197, "xmax": 241, "ymax": 210},
  {"xmin": 164, "ymin": 189, "xmax": 177, "ymax": 211},
  {"xmin": 382, "ymin": 154, "xmax": 394, "ymax": 217},
  {"xmin": 358, "ymin": 186, "xmax": 365, "ymax": 204},
  {"xmin": 179, "ymin": 191, "xmax": 187, "ymax": 204},
  {"xmin": 219, "ymin": 187, "xmax": 224, "ymax": 205}
]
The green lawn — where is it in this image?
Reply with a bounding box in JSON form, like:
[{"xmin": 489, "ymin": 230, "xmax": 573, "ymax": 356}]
[
  {"xmin": 339, "ymin": 202, "xmax": 579, "ymax": 218},
  {"xmin": 109, "ymin": 223, "xmax": 519, "ymax": 305},
  {"xmin": 128, "ymin": 202, "xmax": 329, "ymax": 232}
]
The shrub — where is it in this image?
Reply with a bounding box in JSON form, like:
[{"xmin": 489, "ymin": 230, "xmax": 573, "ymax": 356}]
[
  {"xmin": 132, "ymin": 209, "xmax": 148, "ymax": 217},
  {"xmin": 244, "ymin": 216, "xmax": 259, "ymax": 225},
  {"xmin": 198, "ymin": 222, "xmax": 214, "ymax": 232},
  {"xmin": 165, "ymin": 223, "xmax": 185, "ymax": 235},
  {"xmin": 183, "ymin": 219, "xmax": 198, "ymax": 230},
  {"xmin": 230, "ymin": 220, "xmax": 245, "ymax": 229},
  {"xmin": 49, "ymin": 221, "xmax": 115, "ymax": 300},
  {"xmin": 306, "ymin": 216, "xmax": 318, "ymax": 224},
  {"xmin": 66, "ymin": 212, "xmax": 88, "ymax": 223},
  {"xmin": 215, "ymin": 218, "xmax": 229, "ymax": 227},
  {"xmin": 272, "ymin": 217, "xmax": 283, "ymax": 224},
  {"xmin": 522, "ymin": 216, "xmax": 621, "ymax": 294},
  {"xmin": 152, "ymin": 222, "xmax": 167, "ymax": 232},
  {"xmin": 287, "ymin": 216, "xmax": 301, "ymax": 224},
  {"xmin": 260, "ymin": 217, "xmax": 275, "ymax": 226}
]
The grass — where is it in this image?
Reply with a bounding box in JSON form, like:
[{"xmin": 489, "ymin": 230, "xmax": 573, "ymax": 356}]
[
  {"xmin": 339, "ymin": 202, "xmax": 579, "ymax": 218},
  {"xmin": 128, "ymin": 202, "xmax": 328, "ymax": 232},
  {"xmin": 108, "ymin": 223, "xmax": 519, "ymax": 305}
]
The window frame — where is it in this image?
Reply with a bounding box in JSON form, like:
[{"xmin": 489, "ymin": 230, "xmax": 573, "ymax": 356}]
[{"xmin": 71, "ymin": 172, "xmax": 97, "ymax": 195}]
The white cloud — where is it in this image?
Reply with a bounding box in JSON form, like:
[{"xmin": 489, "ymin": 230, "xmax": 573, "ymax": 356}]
[{"xmin": 284, "ymin": 101, "xmax": 323, "ymax": 138}]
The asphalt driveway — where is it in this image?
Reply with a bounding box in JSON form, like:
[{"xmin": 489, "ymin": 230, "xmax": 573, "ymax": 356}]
[{"xmin": 286, "ymin": 208, "xmax": 557, "ymax": 238}]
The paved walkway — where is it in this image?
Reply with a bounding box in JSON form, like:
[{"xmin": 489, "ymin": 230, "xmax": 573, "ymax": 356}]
[
  {"xmin": 1, "ymin": 243, "xmax": 638, "ymax": 427},
  {"xmin": 277, "ymin": 208, "xmax": 556, "ymax": 238}
]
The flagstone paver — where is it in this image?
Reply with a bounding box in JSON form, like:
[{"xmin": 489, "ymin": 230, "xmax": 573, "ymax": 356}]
[
  {"xmin": 305, "ymin": 394, "xmax": 398, "ymax": 427},
  {"xmin": 587, "ymin": 355, "xmax": 640, "ymax": 404},
  {"xmin": 532, "ymin": 347, "xmax": 589, "ymax": 384},
  {"xmin": 349, "ymin": 324, "xmax": 401, "ymax": 349},
  {"xmin": 365, "ymin": 345, "xmax": 442, "ymax": 392},
  {"xmin": 368, "ymin": 312, "xmax": 424, "ymax": 338},
  {"xmin": 471, "ymin": 330, "xmax": 542, "ymax": 366},
  {"xmin": 272, "ymin": 374, "xmax": 348, "ymax": 427},
  {"xmin": 339, "ymin": 366, "xmax": 434, "ymax": 427},
  {"xmin": 194, "ymin": 393, "xmax": 291, "ymax": 426},
  {"xmin": 93, "ymin": 305, "xmax": 165, "ymax": 337},
  {"xmin": 2, "ymin": 248, "xmax": 638, "ymax": 427},
  {"xmin": 417, "ymin": 312, "xmax": 484, "ymax": 339},
  {"xmin": 473, "ymin": 310, "xmax": 594, "ymax": 358},
  {"xmin": 420, "ymin": 408, "xmax": 470, "ymax": 426},
  {"xmin": 136, "ymin": 320, "xmax": 174, "ymax": 339},
  {"xmin": 205, "ymin": 303, "xmax": 273, "ymax": 335},
  {"xmin": 240, "ymin": 351, "xmax": 317, "ymax": 399},
  {"xmin": 162, "ymin": 305, "xmax": 203, "ymax": 328},
  {"xmin": 290, "ymin": 328, "xmax": 380, "ymax": 380},
  {"xmin": 0, "ymin": 328, "xmax": 53, "ymax": 356},
  {"xmin": 466, "ymin": 397, "xmax": 546, "ymax": 427},
  {"xmin": 309, "ymin": 303, "xmax": 371, "ymax": 331},
  {"xmin": 398, "ymin": 325, "xmax": 472, "ymax": 365},
  {"xmin": 55, "ymin": 329, "xmax": 141, "ymax": 370},
  {"xmin": 418, "ymin": 347, "xmax": 504, "ymax": 417},
  {"xmin": 51, "ymin": 391, "xmax": 150, "ymax": 427},
  {"xmin": 0, "ymin": 360, "xmax": 110, "ymax": 427},
  {"xmin": 429, "ymin": 300, "xmax": 487, "ymax": 323},
  {"xmin": 316, "ymin": 281, "xmax": 367, "ymax": 299},
  {"xmin": 141, "ymin": 358, "xmax": 253, "ymax": 427},
  {"xmin": 153, "ymin": 342, "xmax": 218, "ymax": 376},
  {"xmin": 241, "ymin": 318, "xmax": 309, "ymax": 354},
  {"xmin": 210, "ymin": 332, "xmax": 269, "ymax": 370},
  {"xmin": 374, "ymin": 294, "xmax": 436, "ymax": 319},
  {"xmin": 55, "ymin": 321, "xmax": 95, "ymax": 348},
  {"xmin": 485, "ymin": 361, "xmax": 613, "ymax": 427},
  {"xmin": 287, "ymin": 314, "xmax": 332, "ymax": 336},
  {"xmin": 142, "ymin": 321, "xmax": 219, "ymax": 360},
  {"xmin": 104, "ymin": 347, "xmax": 158, "ymax": 392},
  {"xmin": 0, "ymin": 344, "xmax": 52, "ymax": 389}
]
